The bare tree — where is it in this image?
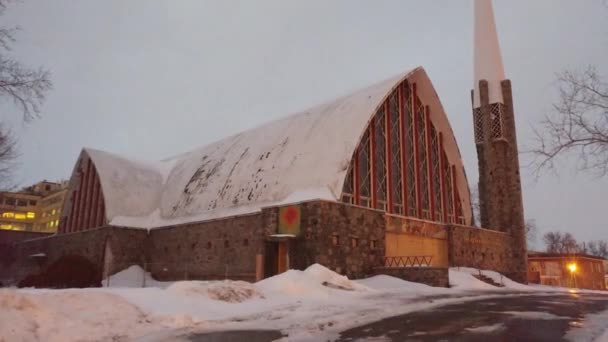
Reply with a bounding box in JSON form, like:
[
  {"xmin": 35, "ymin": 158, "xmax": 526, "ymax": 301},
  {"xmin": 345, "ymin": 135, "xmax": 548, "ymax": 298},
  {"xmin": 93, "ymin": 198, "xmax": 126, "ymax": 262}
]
[
  {"xmin": 525, "ymin": 219, "xmax": 538, "ymax": 249},
  {"xmin": 0, "ymin": 0, "xmax": 52, "ymax": 189},
  {"xmin": 530, "ymin": 66, "xmax": 608, "ymax": 177},
  {"xmin": 0, "ymin": 124, "xmax": 17, "ymax": 189},
  {"xmin": 587, "ymin": 240, "xmax": 608, "ymax": 258},
  {"xmin": 543, "ymin": 231, "xmax": 563, "ymax": 253},
  {"xmin": 543, "ymin": 231, "xmax": 579, "ymax": 254}
]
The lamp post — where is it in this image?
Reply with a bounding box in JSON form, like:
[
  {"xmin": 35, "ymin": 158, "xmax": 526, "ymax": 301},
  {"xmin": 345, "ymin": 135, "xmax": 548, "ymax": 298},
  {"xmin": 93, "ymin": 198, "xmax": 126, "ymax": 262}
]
[{"xmin": 568, "ymin": 263, "xmax": 577, "ymax": 288}]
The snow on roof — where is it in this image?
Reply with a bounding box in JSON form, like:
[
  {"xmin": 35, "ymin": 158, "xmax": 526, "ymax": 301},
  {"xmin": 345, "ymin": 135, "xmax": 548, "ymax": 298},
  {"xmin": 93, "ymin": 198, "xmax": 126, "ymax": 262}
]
[{"xmin": 77, "ymin": 66, "xmax": 470, "ymax": 229}]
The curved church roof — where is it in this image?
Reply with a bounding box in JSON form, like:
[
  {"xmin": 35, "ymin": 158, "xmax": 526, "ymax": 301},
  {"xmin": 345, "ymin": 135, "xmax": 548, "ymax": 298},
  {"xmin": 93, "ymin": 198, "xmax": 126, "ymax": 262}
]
[{"xmin": 65, "ymin": 66, "xmax": 471, "ymax": 229}]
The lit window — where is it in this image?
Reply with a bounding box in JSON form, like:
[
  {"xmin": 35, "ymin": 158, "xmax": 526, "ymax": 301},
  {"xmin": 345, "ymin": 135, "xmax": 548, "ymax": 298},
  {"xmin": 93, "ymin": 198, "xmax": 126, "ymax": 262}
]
[
  {"xmin": 0, "ymin": 224, "xmax": 12, "ymax": 230},
  {"xmin": 26, "ymin": 212, "xmax": 35, "ymax": 219},
  {"xmin": 50, "ymin": 221, "xmax": 55, "ymax": 228},
  {"xmin": 1, "ymin": 212, "xmax": 14, "ymax": 218},
  {"xmin": 14, "ymin": 213, "xmax": 26, "ymax": 220},
  {"xmin": 54, "ymin": 219, "xmax": 59, "ymax": 227},
  {"xmin": 51, "ymin": 209, "xmax": 56, "ymax": 215}
]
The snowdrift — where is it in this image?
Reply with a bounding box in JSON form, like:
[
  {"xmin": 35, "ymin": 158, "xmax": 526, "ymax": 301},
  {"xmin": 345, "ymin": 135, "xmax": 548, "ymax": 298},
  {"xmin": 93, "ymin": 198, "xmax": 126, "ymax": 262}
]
[
  {"xmin": 103, "ymin": 265, "xmax": 172, "ymax": 288},
  {"xmin": 168, "ymin": 280, "xmax": 264, "ymax": 303},
  {"xmin": 448, "ymin": 268, "xmax": 499, "ymax": 290},
  {"xmin": 256, "ymin": 264, "xmax": 371, "ymax": 298},
  {"xmin": 0, "ymin": 289, "xmax": 154, "ymax": 342},
  {"xmin": 356, "ymin": 274, "xmax": 437, "ymax": 291}
]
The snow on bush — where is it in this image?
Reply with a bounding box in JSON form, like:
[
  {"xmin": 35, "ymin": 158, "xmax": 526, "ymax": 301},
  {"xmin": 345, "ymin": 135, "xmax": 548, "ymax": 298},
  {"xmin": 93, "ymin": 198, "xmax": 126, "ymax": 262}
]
[
  {"xmin": 167, "ymin": 280, "xmax": 264, "ymax": 303},
  {"xmin": 256, "ymin": 263, "xmax": 370, "ymax": 298}
]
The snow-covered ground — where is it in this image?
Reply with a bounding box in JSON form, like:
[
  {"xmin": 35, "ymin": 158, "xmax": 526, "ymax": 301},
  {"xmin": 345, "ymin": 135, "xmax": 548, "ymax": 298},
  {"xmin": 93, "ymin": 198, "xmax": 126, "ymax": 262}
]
[{"xmin": 1, "ymin": 265, "xmax": 606, "ymax": 342}]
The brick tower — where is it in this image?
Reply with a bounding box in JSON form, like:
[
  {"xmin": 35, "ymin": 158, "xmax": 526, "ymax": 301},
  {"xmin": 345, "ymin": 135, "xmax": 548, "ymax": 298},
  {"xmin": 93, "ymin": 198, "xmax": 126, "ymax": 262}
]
[{"xmin": 472, "ymin": 0, "xmax": 527, "ymax": 283}]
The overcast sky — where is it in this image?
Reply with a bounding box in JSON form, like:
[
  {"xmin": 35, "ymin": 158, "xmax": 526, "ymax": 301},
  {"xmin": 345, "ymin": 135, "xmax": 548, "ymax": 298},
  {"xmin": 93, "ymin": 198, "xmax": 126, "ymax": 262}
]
[{"xmin": 2, "ymin": 0, "xmax": 607, "ymax": 246}]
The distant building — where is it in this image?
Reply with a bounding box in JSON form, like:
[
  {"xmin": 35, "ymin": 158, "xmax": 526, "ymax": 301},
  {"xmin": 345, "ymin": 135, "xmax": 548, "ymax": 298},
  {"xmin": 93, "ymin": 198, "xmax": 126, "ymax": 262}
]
[
  {"xmin": 528, "ymin": 252, "xmax": 606, "ymax": 290},
  {"xmin": 0, "ymin": 180, "xmax": 68, "ymax": 233}
]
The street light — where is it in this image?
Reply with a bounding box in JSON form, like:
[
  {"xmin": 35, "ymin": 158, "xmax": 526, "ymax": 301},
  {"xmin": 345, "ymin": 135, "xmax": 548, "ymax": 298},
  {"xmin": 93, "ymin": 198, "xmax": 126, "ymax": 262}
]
[{"xmin": 568, "ymin": 262, "xmax": 577, "ymax": 288}]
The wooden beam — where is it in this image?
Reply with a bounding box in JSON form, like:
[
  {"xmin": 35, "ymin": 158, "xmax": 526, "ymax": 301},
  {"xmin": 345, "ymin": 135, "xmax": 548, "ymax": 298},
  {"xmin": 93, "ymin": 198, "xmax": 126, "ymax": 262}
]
[
  {"xmin": 412, "ymin": 83, "xmax": 422, "ymax": 218},
  {"xmin": 89, "ymin": 168, "xmax": 100, "ymax": 229},
  {"xmin": 399, "ymin": 82, "xmax": 407, "ymax": 215},
  {"xmin": 451, "ymin": 165, "xmax": 459, "ymax": 223},
  {"xmin": 73, "ymin": 166, "xmax": 85, "ymax": 232},
  {"xmin": 385, "ymin": 101, "xmax": 393, "ymax": 213},
  {"xmin": 82, "ymin": 159, "xmax": 95, "ymax": 230},
  {"xmin": 425, "ymin": 106, "xmax": 435, "ymax": 220},
  {"xmin": 370, "ymin": 117, "xmax": 377, "ymax": 209},
  {"xmin": 439, "ymin": 133, "xmax": 448, "ymax": 223},
  {"xmin": 353, "ymin": 149, "xmax": 360, "ymax": 206}
]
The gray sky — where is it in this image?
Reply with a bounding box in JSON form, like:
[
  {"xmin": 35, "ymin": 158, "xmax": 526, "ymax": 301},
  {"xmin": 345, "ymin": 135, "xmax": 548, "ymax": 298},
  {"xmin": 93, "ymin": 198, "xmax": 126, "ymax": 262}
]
[{"xmin": 2, "ymin": 0, "xmax": 607, "ymax": 246}]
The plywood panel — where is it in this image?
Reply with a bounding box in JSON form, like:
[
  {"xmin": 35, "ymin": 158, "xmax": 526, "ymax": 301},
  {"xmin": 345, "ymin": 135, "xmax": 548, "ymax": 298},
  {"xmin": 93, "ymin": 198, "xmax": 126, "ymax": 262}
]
[{"xmin": 385, "ymin": 232, "xmax": 448, "ymax": 267}]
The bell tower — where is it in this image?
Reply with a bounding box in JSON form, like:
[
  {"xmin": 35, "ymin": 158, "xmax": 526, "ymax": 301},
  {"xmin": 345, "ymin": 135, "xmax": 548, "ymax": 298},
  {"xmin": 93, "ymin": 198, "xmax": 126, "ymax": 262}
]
[{"xmin": 472, "ymin": 0, "xmax": 527, "ymax": 283}]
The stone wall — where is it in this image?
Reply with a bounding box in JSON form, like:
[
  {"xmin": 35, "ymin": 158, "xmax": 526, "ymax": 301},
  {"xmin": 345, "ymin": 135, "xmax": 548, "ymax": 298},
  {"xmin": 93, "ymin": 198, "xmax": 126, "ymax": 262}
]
[
  {"xmin": 4, "ymin": 199, "xmax": 522, "ymax": 287},
  {"xmin": 0, "ymin": 231, "xmax": 54, "ymax": 284},
  {"xmin": 0, "ymin": 230, "xmax": 53, "ymax": 246},
  {"xmin": 373, "ymin": 267, "xmax": 449, "ymax": 287},
  {"xmin": 146, "ymin": 213, "xmax": 264, "ymax": 281},
  {"xmin": 446, "ymin": 224, "xmax": 512, "ymax": 274},
  {"xmin": 7, "ymin": 227, "xmax": 147, "ymax": 286},
  {"xmin": 287, "ymin": 201, "xmax": 386, "ymax": 279}
]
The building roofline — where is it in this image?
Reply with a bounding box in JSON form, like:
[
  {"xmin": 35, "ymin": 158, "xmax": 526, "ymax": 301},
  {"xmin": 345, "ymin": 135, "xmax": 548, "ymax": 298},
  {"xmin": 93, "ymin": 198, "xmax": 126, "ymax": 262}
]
[{"xmin": 528, "ymin": 252, "xmax": 607, "ymax": 261}]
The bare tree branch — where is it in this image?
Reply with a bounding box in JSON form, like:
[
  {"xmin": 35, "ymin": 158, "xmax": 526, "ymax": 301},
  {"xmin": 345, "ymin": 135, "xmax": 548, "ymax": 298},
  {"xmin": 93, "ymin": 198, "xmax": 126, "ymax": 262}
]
[
  {"xmin": 0, "ymin": 0, "xmax": 53, "ymax": 188},
  {"xmin": 528, "ymin": 66, "xmax": 608, "ymax": 178},
  {"xmin": 0, "ymin": 124, "xmax": 18, "ymax": 190}
]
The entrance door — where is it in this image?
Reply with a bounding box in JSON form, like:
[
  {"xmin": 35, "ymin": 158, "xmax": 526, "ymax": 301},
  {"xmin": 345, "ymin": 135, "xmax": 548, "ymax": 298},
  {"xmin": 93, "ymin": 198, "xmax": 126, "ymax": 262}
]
[
  {"xmin": 264, "ymin": 241, "xmax": 278, "ymax": 278},
  {"xmin": 264, "ymin": 240, "xmax": 289, "ymax": 278}
]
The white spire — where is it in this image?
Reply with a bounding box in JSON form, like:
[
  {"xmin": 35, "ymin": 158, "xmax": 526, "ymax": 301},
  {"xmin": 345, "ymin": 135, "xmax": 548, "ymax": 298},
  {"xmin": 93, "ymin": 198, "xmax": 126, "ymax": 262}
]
[{"xmin": 473, "ymin": 0, "xmax": 506, "ymax": 108}]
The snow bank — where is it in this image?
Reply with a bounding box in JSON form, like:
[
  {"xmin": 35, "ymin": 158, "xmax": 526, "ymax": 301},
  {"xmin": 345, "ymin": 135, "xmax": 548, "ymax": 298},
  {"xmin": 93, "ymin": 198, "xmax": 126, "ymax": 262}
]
[
  {"xmin": 103, "ymin": 265, "xmax": 172, "ymax": 288},
  {"xmin": 448, "ymin": 269, "xmax": 498, "ymax": 290},
  {"xmin": 564, "ymin": 307, "xmax": 608, "ymax": 342},
  {"xmin": 0, "ymin": 289, "xmax": 155, "ymax": 342},
  {"xmin": 257, "ymin": 264, "xmax": 370, "ymax": 298},
  {"xmin": 167, "ymin": 280, "xmax": 263, "ymax": 303},
  {"xmin": 454, "ymin": 267, "xmax": 532, "ymax": 291},
  {"xmin": 356, "ymin": 275, "xmax": 436, "ymax": 292}
]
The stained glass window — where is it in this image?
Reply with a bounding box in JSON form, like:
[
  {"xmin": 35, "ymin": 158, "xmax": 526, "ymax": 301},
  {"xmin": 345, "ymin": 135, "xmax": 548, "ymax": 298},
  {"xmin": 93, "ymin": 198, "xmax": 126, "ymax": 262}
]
[
  {"xmin": 341, "ymin": 166, "xmax": 354, "ymax": 204},
  {"xmin": 403, "ymin": 84, "xmax": 417, "ymax": 217},
  {"xmin": 374, "ymin": 108, "xmax": 387, "ymax": 211},
  {"xmin": 389, "ymin": 93, "xmax": 403, "ymax": 214},
  {"xmin": 358, "ymin": 128, "xmax": 372, "ymax": 208},
  {"xmin": 430, "ymin": 125, "xmax": 442, "ymax": 221},
  {"xmin": 338, "ymin": 79, "xmax": 466, "ymax": 225},
  {"xmin": 443, "ymin": 151, "xmax": 455, "ymax": 223},
  {"xmin": 416, "ymin": 98, "xmax": 430, "ymax": 219}
]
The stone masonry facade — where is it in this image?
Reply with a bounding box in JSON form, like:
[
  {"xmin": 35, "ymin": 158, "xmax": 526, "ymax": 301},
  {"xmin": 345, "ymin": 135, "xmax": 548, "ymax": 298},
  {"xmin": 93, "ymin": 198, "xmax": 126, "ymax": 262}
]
[
  {"xmin": 473, "ymin": 80, "xmax": 528, "ymax": 283},
  {"xmin": 5, "ymin": 199, "xmax": 519, "ymax": 287}
]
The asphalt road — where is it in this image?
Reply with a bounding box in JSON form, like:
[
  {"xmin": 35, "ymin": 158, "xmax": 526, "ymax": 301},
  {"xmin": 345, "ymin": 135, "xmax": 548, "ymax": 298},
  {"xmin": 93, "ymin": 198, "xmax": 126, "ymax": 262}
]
[
  {"xmin": 337, "ymin": 293, "xmax": 608, "ymax": 342},
  {"xmin": 159, "ymin": 292, "xmax": 608, "ymax": 342}
]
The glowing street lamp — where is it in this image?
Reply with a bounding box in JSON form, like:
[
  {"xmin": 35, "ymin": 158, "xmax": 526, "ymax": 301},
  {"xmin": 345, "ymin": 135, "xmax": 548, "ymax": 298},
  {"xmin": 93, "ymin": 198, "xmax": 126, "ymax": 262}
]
[{"xmin": 568, "ymin": 262, "xmax": 577, "ymax": 288}]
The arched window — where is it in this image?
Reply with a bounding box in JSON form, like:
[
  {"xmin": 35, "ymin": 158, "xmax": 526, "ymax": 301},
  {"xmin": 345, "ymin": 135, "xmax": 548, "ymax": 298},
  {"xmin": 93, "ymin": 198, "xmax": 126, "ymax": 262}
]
[{"xmin": 340, "ymin": 79, "xmax": 467, "ymax": 225}]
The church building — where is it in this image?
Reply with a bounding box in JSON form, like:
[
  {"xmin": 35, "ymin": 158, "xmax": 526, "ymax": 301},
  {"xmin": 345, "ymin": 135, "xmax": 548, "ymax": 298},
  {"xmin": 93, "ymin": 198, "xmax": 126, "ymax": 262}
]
[{"xmin": 8, "ymin": 0, "xmax": 528, "ymax": 287}]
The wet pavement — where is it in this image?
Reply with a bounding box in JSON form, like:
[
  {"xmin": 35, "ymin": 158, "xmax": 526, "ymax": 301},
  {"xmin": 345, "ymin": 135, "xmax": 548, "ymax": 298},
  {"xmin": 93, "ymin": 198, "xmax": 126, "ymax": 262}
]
[
  {"xmin": 337, "ymin": 293, "xmax": 608, "ymax": 341},
  {"xmin": 186, "ymin": 330, "xmax": 286, "ymax": 342}
]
